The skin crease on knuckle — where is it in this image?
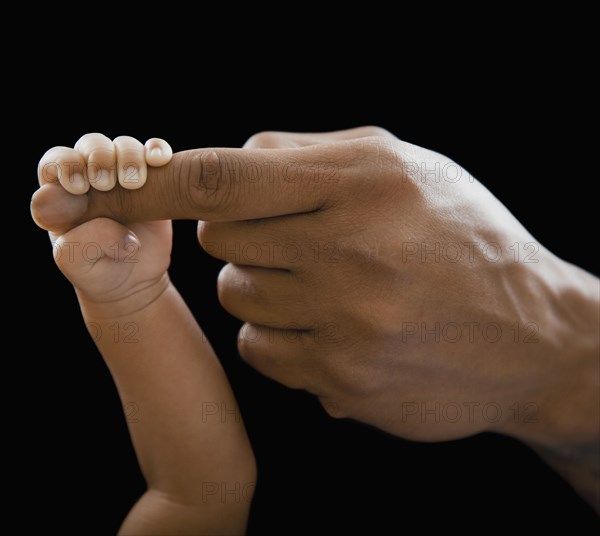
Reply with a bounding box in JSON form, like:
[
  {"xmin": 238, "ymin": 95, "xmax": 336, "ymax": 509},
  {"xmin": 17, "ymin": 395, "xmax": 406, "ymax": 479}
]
[
  {"xmin": 338, "ymin": 137, "xmax": 405, "ymax": 204},
  {"xmin": 89, "ymin": 182, "xmax": 135, "ymax": 224},
  {"xmin": 177, "ymin": 150, "xmax": 237, "ymax": 217},
  {"xmin": 244, "ymin": 131, "xmax": 285, "ymax": 149}
]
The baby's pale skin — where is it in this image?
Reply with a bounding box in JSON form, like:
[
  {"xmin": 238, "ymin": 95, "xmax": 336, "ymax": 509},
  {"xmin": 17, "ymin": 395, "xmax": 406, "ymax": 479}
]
[{"xmin": 37, "ymin": 133, "xmax": 256, "ymax": 535}]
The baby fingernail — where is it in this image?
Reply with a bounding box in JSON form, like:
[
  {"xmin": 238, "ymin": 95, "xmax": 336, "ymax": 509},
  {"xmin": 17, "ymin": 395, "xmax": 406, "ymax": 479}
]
[
  {"xmin": 120, "ymin": 164, "xmax": 147, "ymax": 189},
  {"xmin": 71, "ymin": 172, "xmax": 85, "ymax": 190},
  {"xmin": 126, "ymin": 166, "xmax": 140, "ymax": 184}
]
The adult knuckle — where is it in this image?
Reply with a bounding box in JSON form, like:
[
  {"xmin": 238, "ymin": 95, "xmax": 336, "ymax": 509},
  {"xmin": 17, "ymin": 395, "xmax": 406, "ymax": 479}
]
[
  {"xmin": 176, "ymin": 150, "xmax": 235, "ymax": 216},
  {"xmin": 348, "ymin": 137, "xmax": 399, "ymax": 171},
  {"xmin": 358, "ymin": 125, "xmax": 394, "ymax": 138},
  {"xmin": 216, "ymin": 264, "xmax": 236, "ymax": 308},
  {"xmin": 218, "ymin": 264, "xmax": 266, "ymax": 309},
  {"xmin": 197, "ymin": 221, "xmax": 219, "ymax": 248},
  {"xmin": 312, "ymin": 334, "xmax": 383, "ymax": 397},
  {"xmin": 237, "ymin": 329, "xmax": 252, "ymax": 361},
  {"xmin": 341, "ymin": 137, "xmax": 404, "ymax": 199},
  {"xmin": 244, "ymin": 131, "xmax": 284, "ymax": 149},
  {"xmin": 237, "ymin": 324, "xmax": 261, "ymax": 363},
  {"xmin": 318, "ymin": 397, "xmax": 349, "ymax": 419}
]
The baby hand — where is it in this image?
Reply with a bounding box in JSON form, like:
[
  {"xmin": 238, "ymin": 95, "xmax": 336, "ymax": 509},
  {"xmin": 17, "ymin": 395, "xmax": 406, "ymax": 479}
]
[{"xmin": 35, "ymin": 133, "xmax": 174, "ymax": 314}]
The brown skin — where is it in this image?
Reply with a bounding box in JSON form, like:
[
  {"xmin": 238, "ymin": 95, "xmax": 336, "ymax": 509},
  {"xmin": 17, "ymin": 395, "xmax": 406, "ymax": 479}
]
[{"xmin": 32, "ymin": 127, "xmax": 600, "ymax": 512}]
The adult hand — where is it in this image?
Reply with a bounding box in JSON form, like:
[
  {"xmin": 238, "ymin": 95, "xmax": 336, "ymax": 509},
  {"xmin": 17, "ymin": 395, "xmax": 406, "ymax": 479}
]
[{"xmin": 32, "ymin": 127, "xmax": 599, "ymax": 509}]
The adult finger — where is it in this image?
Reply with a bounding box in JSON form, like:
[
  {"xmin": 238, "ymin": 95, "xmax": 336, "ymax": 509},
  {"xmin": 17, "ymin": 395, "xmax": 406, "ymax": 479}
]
[
  {"xmin": 243, "ymin": 126, "xmax": 394, "ymax": 148},
  {"xmin": 237, "ymin": 323, "xmax": 322, "ymax": 392},
  {"xmin": 32, "ymin": 137, "xmax": 391, "ymax": 234},
  {"xmin": 217, "ymin": 264, "xmax": 318, "ymax": 327},
  {"xmin": 198, "ymin": 216, "xmax": 323, "ymax": 270}
]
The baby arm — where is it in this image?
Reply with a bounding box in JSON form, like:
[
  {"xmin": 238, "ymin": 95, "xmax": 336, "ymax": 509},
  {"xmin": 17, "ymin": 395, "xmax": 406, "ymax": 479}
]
[
  {"xmin": 83, "ymin": 276, "xmax": 256, "ymax": 536},
  {"xmin": 34, "ymin": 133, "xmax": 256, "ymax": 535}
]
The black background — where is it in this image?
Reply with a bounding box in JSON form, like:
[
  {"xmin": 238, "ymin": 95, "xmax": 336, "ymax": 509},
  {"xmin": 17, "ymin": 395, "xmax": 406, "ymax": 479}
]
[{"xmin": 15, "ymin": 32, "xmax": 599, "ymax": 534}]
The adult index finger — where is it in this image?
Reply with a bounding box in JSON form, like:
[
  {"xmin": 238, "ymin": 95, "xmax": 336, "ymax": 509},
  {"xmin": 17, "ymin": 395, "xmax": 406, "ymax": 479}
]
[{"xmin": 31, "ymin": 139, "xmax": 381, "ymax": 233}]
